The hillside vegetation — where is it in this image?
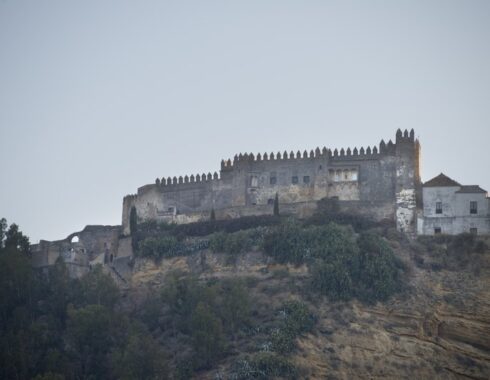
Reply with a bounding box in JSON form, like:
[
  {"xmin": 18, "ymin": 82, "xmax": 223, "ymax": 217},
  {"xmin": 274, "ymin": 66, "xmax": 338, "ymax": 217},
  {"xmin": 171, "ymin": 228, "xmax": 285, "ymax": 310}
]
[{"xmin": 1, "ymin": 206, "xmax": 490, "ymax": 379}]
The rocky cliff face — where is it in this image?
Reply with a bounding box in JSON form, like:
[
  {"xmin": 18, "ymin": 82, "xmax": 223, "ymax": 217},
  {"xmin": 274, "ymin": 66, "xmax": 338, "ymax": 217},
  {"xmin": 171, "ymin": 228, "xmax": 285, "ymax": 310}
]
[{"xmin": 122, "ymin": 240, "xmax": 490, "ymax": 379}]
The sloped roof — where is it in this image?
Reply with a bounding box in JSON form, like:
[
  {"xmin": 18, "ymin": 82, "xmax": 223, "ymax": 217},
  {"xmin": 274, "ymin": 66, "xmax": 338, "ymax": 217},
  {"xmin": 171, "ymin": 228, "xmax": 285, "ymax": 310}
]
[
  {"xmin": 456, "ymin": 185, "xmax": 487, "ymax": 194},
  {"xmin": 423, "ymin": 173, "xmax": 461, "ymax": 187}
]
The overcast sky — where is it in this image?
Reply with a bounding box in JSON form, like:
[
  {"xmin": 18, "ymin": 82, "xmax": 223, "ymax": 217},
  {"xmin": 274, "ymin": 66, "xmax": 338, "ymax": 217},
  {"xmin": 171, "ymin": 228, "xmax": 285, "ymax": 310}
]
[{"xmin": 1, "ymin": 1, "xmax": 489, "ymax": 242}]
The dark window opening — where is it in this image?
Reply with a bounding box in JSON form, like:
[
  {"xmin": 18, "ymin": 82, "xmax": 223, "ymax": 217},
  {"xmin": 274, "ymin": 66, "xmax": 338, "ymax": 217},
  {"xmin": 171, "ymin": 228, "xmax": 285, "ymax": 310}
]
[
  {"xmin": 470, "ymin": 201, "xmax": 477, "ymax": 214},
  {"xmin": 318, "ymin": 165, "xmax": 322, "ymax": 170},
  {"xmin": 270, "ymin": 176, "xmax": 277, "ymax": 185},
  {"xmin": 267, "ymin": 198, "xmax": 274, "ymax": 205},
  {"xmin": 470, "ymin": 228, "xmax": 478, "ymax": 235},
  {"xmin": 292, "ymin": 176, "xmax": 298, "ymax": 184},
  {"xmin": 434, "ymin": 227, "xmax": 442, "ymax": 234},
  {"xmin": 110, "ymin": 254, "xmax": 113, "ymax": 263},
  {"xmin": 435, "ymin": 202, "xmax": 442, "ymax": 214},
  {"xmin": 303, "ymin": 176, "xmax": 310, "ymax": 184}
]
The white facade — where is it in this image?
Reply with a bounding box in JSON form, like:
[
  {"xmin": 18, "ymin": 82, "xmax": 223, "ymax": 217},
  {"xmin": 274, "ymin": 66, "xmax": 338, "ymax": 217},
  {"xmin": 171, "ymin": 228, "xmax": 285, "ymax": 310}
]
[{"xmin": 417, "ymin": 174, "xmax": 490, "ymax": 235}]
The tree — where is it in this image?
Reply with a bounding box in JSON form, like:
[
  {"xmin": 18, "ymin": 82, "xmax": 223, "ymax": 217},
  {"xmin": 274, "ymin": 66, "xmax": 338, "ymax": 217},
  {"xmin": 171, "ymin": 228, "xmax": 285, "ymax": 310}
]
[
  {"xmin": 74, "ymin": 265, "xmax": 119, "ymax": 308},
  {"xmin": 129, "ymin": 206, "xmax": 138, "ymax": 235},
  {"xmin": 65, "ymin": 304, "xmax": 114, "ymax": 378},
  {"xmin": 111, "ymin": 330, "xmax": 168, "ymax": 380},
  {"xmin": 273, "ymin": 193, "xmax": 279, "ymax": 216},
  {"xmin": 191, "ymin": 302, "xmax": 225, "ymax": 369},
  {"xmin": 220, "ymin": 279, "xmax": 251, "ymax": 335},
  {"xmin": 0, "ymin": 218, "xmax": 7, "ymax": 248},
  {"xmin": 3, "ymin": 222, "xmax": 30, "ymax": 255}
]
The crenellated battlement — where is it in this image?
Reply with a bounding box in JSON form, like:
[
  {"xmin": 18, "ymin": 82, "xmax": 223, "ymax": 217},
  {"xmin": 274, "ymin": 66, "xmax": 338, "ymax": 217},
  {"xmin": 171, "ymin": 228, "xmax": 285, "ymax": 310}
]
[
  {"xmin": 150, "ymin": 128, "xmax": 417, "ymax": 190},
  {"xmin": 156, "ymin": 171, "xmax": 221, "ymax": 188}
]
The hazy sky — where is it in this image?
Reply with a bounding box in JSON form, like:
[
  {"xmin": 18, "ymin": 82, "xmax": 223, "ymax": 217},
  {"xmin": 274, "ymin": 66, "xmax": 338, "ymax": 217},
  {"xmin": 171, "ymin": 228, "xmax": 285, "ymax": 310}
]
[{"xmin": 1, "ymin": 1, "xmax": 489, "ymax": 242}]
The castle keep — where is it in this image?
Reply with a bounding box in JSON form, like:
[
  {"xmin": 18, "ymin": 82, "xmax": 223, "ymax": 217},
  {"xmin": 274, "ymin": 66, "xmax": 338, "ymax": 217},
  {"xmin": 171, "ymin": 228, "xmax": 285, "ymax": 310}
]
[{"xmin": 122, "ymin": 129, "xmax": 421, "ymax": 235}]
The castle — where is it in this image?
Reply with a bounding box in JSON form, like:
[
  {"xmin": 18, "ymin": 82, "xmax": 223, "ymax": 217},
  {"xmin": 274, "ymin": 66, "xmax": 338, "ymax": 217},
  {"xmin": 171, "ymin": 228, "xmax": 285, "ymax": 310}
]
[
  {"xmin": 122, "ymin": 128, "xmax": 420, "ymax": 236},
  {"xmin": 31, "ymin": 129, "xmax": 421, "ymax": 279},
  {"xmin": 31, "ymin": 129, "xmax": 490, "ymax": 283},
  {"xmin": 31, "ymin": 128, "xmax": 489, "ymax": 280}
]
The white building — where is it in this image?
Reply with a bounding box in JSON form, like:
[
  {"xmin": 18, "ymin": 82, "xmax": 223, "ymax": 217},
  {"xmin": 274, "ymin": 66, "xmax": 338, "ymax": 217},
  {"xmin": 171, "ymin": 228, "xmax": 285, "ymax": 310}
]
[{"xmin": 418, "ymin": 173, "xmax": 490, "ymax": 235}]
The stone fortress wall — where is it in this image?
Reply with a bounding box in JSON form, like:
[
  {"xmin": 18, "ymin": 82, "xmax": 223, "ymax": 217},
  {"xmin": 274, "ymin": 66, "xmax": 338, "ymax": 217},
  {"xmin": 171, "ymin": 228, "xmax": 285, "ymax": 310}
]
[
  {"xmin": 122, "ymin": 129, "xmax": 420, "ymax": 235},
  {"xmin": 31, "ymin": 129, "xmax": 421, "ymax": 279}
]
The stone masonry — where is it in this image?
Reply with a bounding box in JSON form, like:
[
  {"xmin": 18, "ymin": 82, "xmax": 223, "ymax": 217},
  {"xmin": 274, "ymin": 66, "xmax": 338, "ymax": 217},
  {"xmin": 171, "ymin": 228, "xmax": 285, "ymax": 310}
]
[{"xmin": 122, "ymin": 129, "xmax": 421, "ymax": 236}]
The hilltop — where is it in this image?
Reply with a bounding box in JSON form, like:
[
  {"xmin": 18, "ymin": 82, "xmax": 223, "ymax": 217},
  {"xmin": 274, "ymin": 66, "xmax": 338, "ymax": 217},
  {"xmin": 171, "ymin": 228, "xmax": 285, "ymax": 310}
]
[{"xmin": 1, "ymin": 211, "xmax": 490, "ymax": 379}]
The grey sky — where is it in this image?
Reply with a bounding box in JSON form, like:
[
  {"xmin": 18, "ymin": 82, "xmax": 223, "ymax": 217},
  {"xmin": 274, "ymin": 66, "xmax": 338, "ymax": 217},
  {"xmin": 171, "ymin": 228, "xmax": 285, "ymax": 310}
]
[{"xmin": 1, "ymin": 1, "xmax": 489, "ymax": 242}]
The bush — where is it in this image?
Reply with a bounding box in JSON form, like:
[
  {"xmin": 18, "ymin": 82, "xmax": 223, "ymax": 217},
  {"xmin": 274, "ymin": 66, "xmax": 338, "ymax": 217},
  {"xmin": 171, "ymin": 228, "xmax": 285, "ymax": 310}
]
[
  {"xmin": 416, "ymin": 233, "xmax": 489, "ymax": 272},
  {"xmin": 191, "ymin": 302, "xmax": 226, "ymax": 369},
  {"xmin": 281, "ymin": 301, "xmax": 315, "ymax": 335},
  {"xmin": 209, "ymin": 231, "xmax": 251, "ymax": 256},
  {"xmin": 137, "ymin": 236, "xmax": 210, "ymax": 261},
  {"xmin": 173, "ymin": 215, "xmax": 281, "ymax": 237},
  {"xmin": 271, "ymin": 301, "xmax": 315, "ymax": 353},
  {"xmin": 262, "ymin": 221, "xmax": 359, "ymax": 266},
  {"xmin": 231, "ymin": 353, "xmax": 298, "ymax": 379},
  {"xmin": 356, "ymin": 232, "xmax": 403, "ymax": 303},
  {"xmin": 210, "ymin": 228, "xmax": 267, "ymax": 259},
  {"xmin": 138, "ymin": 236, "xmax": 183, "ymax": 260},
  {"xmin": 261, "ymin": 219, "xmax": 309, "ymax": 264},
  {"xmin": 310, "ymin": 230, "xmax": 403, "ymax": 303},
  {"xmin": 310, "ymin": 260, "xmax": 355, "ymax": 301}
]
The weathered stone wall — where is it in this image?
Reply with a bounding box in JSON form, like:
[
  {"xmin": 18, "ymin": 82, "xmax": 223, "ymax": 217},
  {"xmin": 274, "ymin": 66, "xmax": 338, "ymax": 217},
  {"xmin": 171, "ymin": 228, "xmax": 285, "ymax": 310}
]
[
  {"xmin": 394, "ymin": 129, "xmax": 420, "ymax": 236},
  {"xmin": 31, "ymin": 225, "xmax": 122, "ymax": 277},
  {"xmin": 121, "ymin": 129, "xmax": 419, "ymax": 233}
]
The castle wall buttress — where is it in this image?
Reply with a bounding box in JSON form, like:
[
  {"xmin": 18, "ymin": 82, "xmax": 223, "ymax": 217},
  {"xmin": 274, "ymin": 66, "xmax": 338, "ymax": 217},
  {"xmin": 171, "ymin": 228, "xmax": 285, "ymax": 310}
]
[{"xmin": 394, "ymin": 129, "xmax": 420, "ymax": 235}]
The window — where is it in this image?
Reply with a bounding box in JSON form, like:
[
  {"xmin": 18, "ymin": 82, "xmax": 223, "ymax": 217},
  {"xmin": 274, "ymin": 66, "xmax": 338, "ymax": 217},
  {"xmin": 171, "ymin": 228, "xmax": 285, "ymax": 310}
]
[
  {"xmin": 267, "ymin": 198, "xmax": 274, "ymax": 205},
  {"xmin": 292, "ymin": 176, "xmax": 298, "ymax": 184},
  {"xmin": 250, "ymin": 176, "xmax": 258, "ymax": 187},
  {"xmin": 270, "ymin": 176, "xmax": 277, "ymax": 185},
  {"xmin": 470, "ymin": 201, "xmax": 477, "ymax": 214},
  {"xmin": 303, "ymin": 176, "xmax": 310, "ymax": 184},
  {"xmin": 435, "ymin": 202, "xmax": 442, "ymax": 214},
  {"xmin": 434, "ymin": 227, "xmax": 442, "ymax": 234},
  {"xmin": 470, "ymin": 228, "xmax": 478, "ymax": 235},
  {"xmin": 351, "ymin": 169, "xmax": 358, "ymax": 181}
]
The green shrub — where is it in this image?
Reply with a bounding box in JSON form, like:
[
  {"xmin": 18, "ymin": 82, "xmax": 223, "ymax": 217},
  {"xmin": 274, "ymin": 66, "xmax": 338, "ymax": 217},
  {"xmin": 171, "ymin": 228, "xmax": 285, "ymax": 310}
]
[
  {"xmin": 138, "ymin": 236, "xmax": 183, "ymax": 260},
  {"xmin": 137, "ymin": 236, "xmax": 210, "ymax": 260},
  {"xmin": 356, "ymin": 232, "xmax": 403, "ymax": 303},
  {"xmin": 209, "ymin": 230, "xmax": 251, "ymax": 255},
  {"xmin": 261, "ymin": 219, "xmax": 308, "ymax": 264},
  {"xmin": 173, "ymin": 215, "xmax": 281, "ymax": 237},
  {"xmin": 271, "ymin": 301, "xmax": 315, "ymax": 353},
  {"xmin": 191, "ymin": 302, "xmax": 226, "ymax": 369},
  {"xmin": 310, "ymin": 230, "xmax": 403, "ymax": 303},
  {"xmin": 262, "ymin": 221, "xmax": 358, "ymax": 266},
  {"xmin": 281, "ymin": 301, "xmax": 315, "ymax": 335},
  {"xmin": 310, "ymin": 260, "xmax": 354, "ymax": 301},
  {"xmin": 209, "ymin": 228, "xmax": 266, "ymax": 258},
  {"xmin": 231, "ymin": 353, "xmax": 298, "ymax": 379}
]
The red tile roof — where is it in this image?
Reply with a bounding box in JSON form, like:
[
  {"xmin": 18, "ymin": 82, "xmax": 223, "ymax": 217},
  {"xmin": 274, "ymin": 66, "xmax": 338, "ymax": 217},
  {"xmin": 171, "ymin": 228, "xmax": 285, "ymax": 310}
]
[{"xmin": 423, "ymin": 173, "xmax": 461, "ymax": 187}]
